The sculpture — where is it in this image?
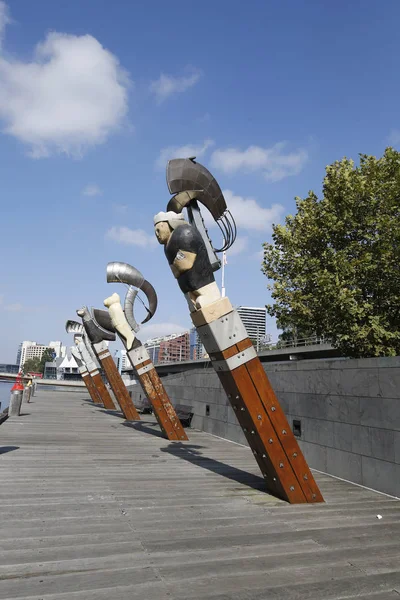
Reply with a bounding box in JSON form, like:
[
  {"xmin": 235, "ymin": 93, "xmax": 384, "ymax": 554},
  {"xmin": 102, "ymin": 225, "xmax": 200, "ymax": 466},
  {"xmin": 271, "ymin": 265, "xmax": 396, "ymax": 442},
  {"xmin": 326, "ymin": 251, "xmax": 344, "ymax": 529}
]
[
  {"xmin": 154, "ymin": 157, "xmax": 324, "ymax": 503},
  {"xmin": 76, "ymin": 307, "xmax": 140, "ymax": 421},
  {"xmin": 103, "ymin": 261, "xmax": 188, "ymax": 441},
  {"xmin": 65, "ymin": 320, "xmax": 116, "ymax": 410}
]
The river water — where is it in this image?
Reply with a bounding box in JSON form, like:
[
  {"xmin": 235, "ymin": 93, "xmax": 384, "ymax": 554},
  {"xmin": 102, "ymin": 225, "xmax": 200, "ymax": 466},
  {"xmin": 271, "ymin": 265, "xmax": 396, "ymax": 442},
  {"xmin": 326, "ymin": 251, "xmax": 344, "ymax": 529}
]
[{"xmin": 0, "ymin": 380, "xmax": 13, "ymax": 412}]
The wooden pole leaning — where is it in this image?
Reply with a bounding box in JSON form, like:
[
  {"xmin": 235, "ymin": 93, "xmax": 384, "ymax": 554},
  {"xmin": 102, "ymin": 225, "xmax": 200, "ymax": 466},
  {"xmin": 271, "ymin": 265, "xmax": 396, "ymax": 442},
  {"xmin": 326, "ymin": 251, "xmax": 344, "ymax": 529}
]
[
  {"xmin": 77, "ymin": 338, "xmax": 116, "ymax": 410},
  {"xmin": 92, "ymin": 340, "xmax": 140, "ymax": 421},
  {"xmin": 77, "ymin": 307, "xmax": 140, "ymax": 421},
  {"xmin": 127, "ymin": 342, "xmax": 188, "ymax": 441},
  {"xmin": 153, "ymin": 156, "xmax": 323, "ymax": 503},
  {"xmin": 104, "ymin": 291, "xmax": 188, "ymax": 441},
  {"xmin": 70, "ymin": 345, "xmax": 102, "ymax": 404},
  {"xmin": 192, "ymin": 297, "xmax": 324, "ymax": 503}
]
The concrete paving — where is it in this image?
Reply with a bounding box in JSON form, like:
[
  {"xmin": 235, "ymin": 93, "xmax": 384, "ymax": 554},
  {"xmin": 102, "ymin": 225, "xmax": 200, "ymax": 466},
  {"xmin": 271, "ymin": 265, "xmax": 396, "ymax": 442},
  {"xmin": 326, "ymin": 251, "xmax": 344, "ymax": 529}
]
[{"xmin": 0, "ymin": 390, "xmax": 399, "ymax": 599}]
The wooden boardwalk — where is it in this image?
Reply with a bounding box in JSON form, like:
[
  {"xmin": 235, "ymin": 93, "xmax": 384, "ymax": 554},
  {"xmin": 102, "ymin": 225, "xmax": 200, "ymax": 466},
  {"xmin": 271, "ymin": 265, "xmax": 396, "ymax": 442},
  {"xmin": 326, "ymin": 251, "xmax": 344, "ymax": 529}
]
[{"xmin": 0, "ymin": 390, "xmax": 399, "ymax": 600}]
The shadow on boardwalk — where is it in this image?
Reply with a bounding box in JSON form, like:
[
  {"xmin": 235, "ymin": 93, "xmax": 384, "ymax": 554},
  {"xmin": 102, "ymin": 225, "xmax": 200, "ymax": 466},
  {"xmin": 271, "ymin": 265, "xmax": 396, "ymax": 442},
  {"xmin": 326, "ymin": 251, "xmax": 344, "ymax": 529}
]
[
  {"xmin": 161, "ymin": 442, "xmax": 266, "ymax": 493},
  {"xmin": 0, "ymin": 446, "xmax": 19, "ymax": 455}
]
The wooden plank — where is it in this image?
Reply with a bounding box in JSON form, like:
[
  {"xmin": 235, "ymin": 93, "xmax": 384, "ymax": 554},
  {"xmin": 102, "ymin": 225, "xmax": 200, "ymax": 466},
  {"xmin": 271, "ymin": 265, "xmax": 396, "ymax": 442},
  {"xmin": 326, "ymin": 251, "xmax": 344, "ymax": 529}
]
[
  {"xmin": 81, "ymin": 372, "xmax": 102, "ymax": 404},
  {"xmin": 245, "ymin": 356, "xmax": 324, "ymax": 503},
  {"xmin": 137, "ymin": 369, "xmax": 180, "ymax": 440},
  {"xmin": 146, "ymin": 368, "xmax": 188, "ymax": 441},
  {"xmin": 97, "ymin": 354, "xmax": 140, "ymax": 421},
  {"xmin": 90, "ymin": 372, "xmax": 116, "ymax": 410}
]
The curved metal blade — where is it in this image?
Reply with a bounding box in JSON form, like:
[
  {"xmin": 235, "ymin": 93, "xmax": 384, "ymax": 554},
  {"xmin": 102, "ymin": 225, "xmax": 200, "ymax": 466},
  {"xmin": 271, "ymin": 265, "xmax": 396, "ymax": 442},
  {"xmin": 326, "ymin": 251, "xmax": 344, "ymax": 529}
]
[
  {"xmin": 106, "ymin": 261, "xmax": 158, "ymax": 326},
  {"xmin": 166, "ymin": 158, "xmax": 227, "ymax": 220},
  {"xmin": 92, "ymin": 308, "xmax": 115, "ymax": 334},
  {"xmin": 77, "ymin": 307, "xmax": 116, "ymax": 344},
  {"xmin": 65, "ymin": 320, "xmax": 84, "ymax": 335}
]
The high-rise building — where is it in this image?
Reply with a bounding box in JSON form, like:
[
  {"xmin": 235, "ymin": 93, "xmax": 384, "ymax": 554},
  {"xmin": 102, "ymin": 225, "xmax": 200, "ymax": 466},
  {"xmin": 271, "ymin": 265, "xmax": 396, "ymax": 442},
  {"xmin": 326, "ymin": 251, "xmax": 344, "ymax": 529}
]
[
  {"xmin": 17, "ymin": 340, "xmax": 65, "ymax": 368},
  {"xmin": 159, "ymin": 332, "xmax": 190, "ymax": 363},
  {"xmin": 113, "ymin": 349, "xmax": 128, "ymax": 373},
  {"xmin": 190, "ymin": 327, "xmax": 205, "ymax": 360},
  {"xmin": 144, "ymin": 331, "xmax": 190, "ymax": 364},
  {"xmin": 237, "ymin": 306, "xmax": 267, "ymax": 342}
]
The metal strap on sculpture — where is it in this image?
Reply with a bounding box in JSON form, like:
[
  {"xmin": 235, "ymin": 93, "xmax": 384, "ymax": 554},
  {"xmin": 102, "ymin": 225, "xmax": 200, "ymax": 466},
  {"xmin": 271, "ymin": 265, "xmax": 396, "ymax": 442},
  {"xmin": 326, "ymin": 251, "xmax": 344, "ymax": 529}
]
[
  {"xmin": 103, "ymin": 261, "xmax": 188, "ymax": 441},
  {"xmin": 154, "ymin": 157, "xmax": 324, "ymax": 503},
  {"xmin": 65, "ymin": 320, "xmax": 116, "ymax": 410},
  {"xmin": 77, "ymin": 307, "xmax": 140, "ymax": 421}
]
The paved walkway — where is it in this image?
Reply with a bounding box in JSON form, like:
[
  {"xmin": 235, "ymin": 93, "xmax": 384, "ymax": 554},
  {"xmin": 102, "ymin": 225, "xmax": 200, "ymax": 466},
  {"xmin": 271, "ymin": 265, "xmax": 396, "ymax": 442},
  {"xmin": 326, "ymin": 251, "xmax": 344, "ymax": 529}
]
[{"xmin": 0, "ymin": 390, "xmax": 399, "ymax": 599}]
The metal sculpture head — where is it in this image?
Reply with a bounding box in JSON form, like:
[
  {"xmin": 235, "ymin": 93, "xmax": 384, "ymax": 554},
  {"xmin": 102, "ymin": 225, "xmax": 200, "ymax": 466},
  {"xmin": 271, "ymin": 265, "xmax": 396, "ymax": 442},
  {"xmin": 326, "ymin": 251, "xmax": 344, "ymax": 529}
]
[
  {"xmin": 106, "ymin": 261, "xmax": 158, "ymax": 332},
  {"xmin": 65, "ymin": 320, "xmax": 84, "ymax": 335},
  {"xmin": 166, "ymin": 158, "xmax": 236, "ymax": 253},
  {"xmin": 77, "ymin": 306, "xmax": 116, "ymax": 344}
]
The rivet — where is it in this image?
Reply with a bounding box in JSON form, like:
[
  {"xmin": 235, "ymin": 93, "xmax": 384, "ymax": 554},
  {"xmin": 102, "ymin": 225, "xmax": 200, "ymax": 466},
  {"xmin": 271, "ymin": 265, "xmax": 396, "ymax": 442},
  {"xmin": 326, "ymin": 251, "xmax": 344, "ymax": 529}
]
[
  {"xmin": 279, "ymin": 462, "xmax": 284, "ymax": 468},
  {"xmin": 233, "ymin": 405, "xmax": 238, "ymax": 411},
  {"xmin": 304, "ymin": 475, "xmax": 308, "ymax": 480},
  {"xmin": 293, "ymin": 452, "xmax": 298, "ymax": 458},
  {"xmin": 268, "ymin": 438, "xmax": 273, "ymax": 444},
  {"xmin": 251, "ymin": 430, "xmax": 255, "ymax": 434},
  {"xmin": 257, "ymin": 415, "xmax": 262, "ymax": 420},
  {"xmin": 240, "ymin": 407, "xmax": 245, "ymax": 411},
  {"xmin": 235, "ymin": 395, "xmax": 240, "ymax": 399},
  {"xmin": 262, "ymin": 453, "xmax": 267, "ymax": 458},
  {"xmin": 229, "ymin": 336, "xmax": 232, "ymax": 339},
  {"xmin": 263, "ymin": 473, "xmax": 268, "ymax": 478},
  {"xmin": 282, "ymin": 429, "xmax": 287, "ymax": 435},
  {"xmin": 273, "ymin": 477, "xmax": 277, "ymax": 481},
  {"xmin": 290, "ymin": 486, "xmax": 295, "ymax": 491},
  {"xmin": 253, "ymin": 450, "xmax": 257, "ymax": 455},
  {"xmin": 243, "ymin": 428, "xmax": 247, "ymax": 432},
  {"xmin": 271, "ymin": 406, "xmax": 276, "ymax": 412}
]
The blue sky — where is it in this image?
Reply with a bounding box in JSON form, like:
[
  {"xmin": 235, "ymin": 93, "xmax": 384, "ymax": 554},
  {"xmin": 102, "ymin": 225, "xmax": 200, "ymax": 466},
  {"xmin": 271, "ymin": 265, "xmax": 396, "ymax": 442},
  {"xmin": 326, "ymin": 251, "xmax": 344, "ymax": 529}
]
[{"xmin": 0, "ymin": 0, "xmax": 399, "ymax": 362}]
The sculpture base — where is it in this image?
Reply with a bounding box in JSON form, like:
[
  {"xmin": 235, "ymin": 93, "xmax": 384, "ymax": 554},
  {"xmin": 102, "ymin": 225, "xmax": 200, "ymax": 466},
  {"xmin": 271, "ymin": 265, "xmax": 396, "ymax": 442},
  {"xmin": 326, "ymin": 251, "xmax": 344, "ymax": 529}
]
[
  {"xmin": 94, "ymin": 343, "xmax": 140, "ymax": 421},
  {"xmin": 81, "ymin": 370, "xmax": 102, "ymax": 404},
  {"xmin": 128, "ymin": 345, "xmax": 188, "ymax": 441},
  {"xmin": 90, "ymin": 370, "xmax": 116, "ymax": 411},
  {"xmin": 192, "ymin": 298, "xmax": 324, "ymax": 504}
]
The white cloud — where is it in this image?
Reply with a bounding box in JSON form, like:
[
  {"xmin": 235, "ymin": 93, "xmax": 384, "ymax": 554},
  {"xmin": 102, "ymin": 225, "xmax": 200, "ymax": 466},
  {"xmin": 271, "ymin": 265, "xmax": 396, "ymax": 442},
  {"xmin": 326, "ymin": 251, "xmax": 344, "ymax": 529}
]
[
  {"xmin": 156, "ymin": 139, "xmax": 214, "ymax": 170},
  {"xmin": 210, "ymin": 142, "xmax": 308, "ymax": 182},
  {"xmin": 0, "ymin": 1, "xmax": 10, "ymax": 48},
  {"xmin": 220, "ymin": 190, "xmax": 284, "ymax": 233},
  {"xmin": 82, "ymin": 184, "xmax": 102, "ymax": 197},
  {"xmin": 150, "ymin": 67, "xmax": 201, "ymax": 103},
  {"xmin": 388, "ymin": 130, "xmax": 400, "ymax": 146},
  {"xmin": 4, "ymin": 302, "xmax": 23, "ymax": 312},
  {"xmin": 112, "ymin": 203, "xmax": 128, "ymax": 214},
  {"xmin": 226, "ymin": 236, "xmax": 248, "ymax": 257},
  {"xmin": 0, "ymin": 10, "xmax": 130, "ymax": 158},
  {"xmin": 141, "ymin": 322, "xmax": 188, "ymax": 342},
  {"xmin": 105, "ymin": 226, "xmax": 157, "ymax": 248}
]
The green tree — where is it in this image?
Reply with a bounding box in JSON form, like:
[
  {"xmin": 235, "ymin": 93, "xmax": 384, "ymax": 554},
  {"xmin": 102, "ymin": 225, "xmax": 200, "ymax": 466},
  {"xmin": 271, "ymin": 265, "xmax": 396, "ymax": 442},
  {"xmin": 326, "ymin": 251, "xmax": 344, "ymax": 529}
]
[
  {"xmin": 262, "ymin": 148, "xmax": 400, "ymax": 358},
  {"xmin": 39, "ymin": 348, "xmax": 55, "ymax": 373},
  {"xmin": 22, "ymin": 357, "xmax": 42, "ymax": 374}
]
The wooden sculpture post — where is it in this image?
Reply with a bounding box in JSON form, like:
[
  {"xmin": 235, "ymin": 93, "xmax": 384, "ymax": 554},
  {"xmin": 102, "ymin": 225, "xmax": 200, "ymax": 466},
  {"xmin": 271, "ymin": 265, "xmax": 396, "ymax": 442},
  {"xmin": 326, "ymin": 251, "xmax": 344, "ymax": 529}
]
[
  {"xmin": 77, "ymin": 307, "xmax": 140, "ymax": 421},
  {"xmin": 76, "ymin": 335, "xmax": 116, "ymax": 410},
  {"xmin": 153, "ymin": 158, "xmax": 324, "ymax": 503},
  {"xmin": 70, "ymin": 344, "xmax": 102, "ymax": 405},
  {"xmin": 104, "ymin": 292, "xmax": 188, "ymax": 441},
  {"xmin": 103, "ymin": 261, "xmax": 188, "ymax": 441}
]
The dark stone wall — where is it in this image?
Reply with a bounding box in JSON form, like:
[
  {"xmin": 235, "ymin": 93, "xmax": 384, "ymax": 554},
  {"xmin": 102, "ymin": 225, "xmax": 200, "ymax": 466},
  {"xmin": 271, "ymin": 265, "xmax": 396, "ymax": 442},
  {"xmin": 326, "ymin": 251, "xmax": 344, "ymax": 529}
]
[{"xmin": 128, "ymin": 356, "xmax": 400, "ymax": 497}]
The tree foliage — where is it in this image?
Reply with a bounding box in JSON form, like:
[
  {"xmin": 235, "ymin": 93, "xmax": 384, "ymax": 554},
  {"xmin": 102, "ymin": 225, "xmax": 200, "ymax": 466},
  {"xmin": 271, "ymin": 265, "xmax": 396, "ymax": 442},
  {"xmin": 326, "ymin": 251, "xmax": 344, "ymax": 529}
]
[
  {"xmin": 262, "ymin": 148, "xmax": 400, "ymax": 358},
  {"xmin": 22, "ymin": 358, "xmax": 42, "ymax": 374},
  {"xmin": 39, "ymin": 348, "xmax": 55, "ymax": 372},
  {"xmin": 22, "ymin": 349, "xmax": 55, "ymax": 374}
]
